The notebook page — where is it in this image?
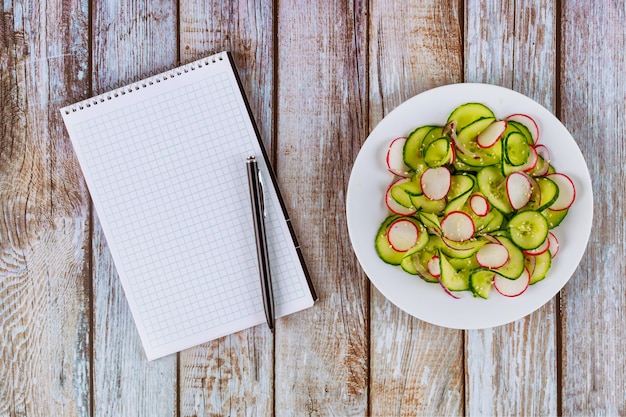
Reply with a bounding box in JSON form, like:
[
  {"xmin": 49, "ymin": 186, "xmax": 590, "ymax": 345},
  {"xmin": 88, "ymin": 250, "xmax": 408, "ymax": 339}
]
[{"xmin": 61, "ymin": 53, "xmax": 314, "ymax": 360}]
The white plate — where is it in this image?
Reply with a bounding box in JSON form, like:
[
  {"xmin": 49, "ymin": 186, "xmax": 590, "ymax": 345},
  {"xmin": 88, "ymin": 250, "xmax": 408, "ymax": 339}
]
[{"xmin": 346, "ymin": 83, "xmax": 593, "ymax": 329}]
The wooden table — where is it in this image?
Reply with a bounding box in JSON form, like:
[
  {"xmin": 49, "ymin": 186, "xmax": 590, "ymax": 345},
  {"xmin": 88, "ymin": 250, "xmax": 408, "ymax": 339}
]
[{"xmin": 2, "ymin": 1, "xmax": 624, "ymax": 416}]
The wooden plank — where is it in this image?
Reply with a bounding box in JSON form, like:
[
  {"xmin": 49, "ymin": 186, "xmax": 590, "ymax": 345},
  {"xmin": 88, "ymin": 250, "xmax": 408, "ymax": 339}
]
[
  {"xmin": 464, "ymin": 1, "xmax": 558, "ymax": 415},
  {"xmin": 177, "ymin": 1, "xmax": 275, "ymax": 416},
  {"xmin": 559, "ymin": 1, "xmax": 626, "ymax": 414},
  {"xmin": 368, "ymin": 1, "xmax": 465, "ymax": 415},
  {"xmin": 0, "ymin": 1, "xmax": 91, "ymax": 416},
  {"xmin": 274, "ymin": 0, "xmax": 369, "ymax": 415},
  {"xmin": 91, "ymin": 1, "xmax": 178, "ymax": 416}
]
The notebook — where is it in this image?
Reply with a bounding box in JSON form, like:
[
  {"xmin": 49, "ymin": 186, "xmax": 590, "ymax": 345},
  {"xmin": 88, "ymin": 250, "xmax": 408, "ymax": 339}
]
[{"xmin": 61, "ymin": 51, "xmax": 316, "ymax": 360}]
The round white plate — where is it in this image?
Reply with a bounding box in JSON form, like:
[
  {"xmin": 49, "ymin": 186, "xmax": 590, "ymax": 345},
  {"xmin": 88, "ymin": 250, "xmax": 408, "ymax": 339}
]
[{"xmin": 346, "ymin": 83, "xmax": 593, "ymax": 329}]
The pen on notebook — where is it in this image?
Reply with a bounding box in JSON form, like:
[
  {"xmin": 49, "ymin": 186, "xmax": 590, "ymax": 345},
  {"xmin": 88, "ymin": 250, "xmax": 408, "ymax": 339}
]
[{"xmin": 246, "ymin": 155, "xmax": 276, "ymax": 331}]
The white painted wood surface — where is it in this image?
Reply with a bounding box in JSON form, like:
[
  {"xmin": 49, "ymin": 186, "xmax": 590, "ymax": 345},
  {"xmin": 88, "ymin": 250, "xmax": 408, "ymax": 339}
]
[{"xmin": 1, "ymin": 1, "xmax": 624, "ymax": 416}]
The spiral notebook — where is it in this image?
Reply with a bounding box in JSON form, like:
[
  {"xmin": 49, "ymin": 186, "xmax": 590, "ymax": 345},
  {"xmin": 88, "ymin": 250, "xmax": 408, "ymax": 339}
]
[{"xmin": 60, "ymin": 51, "xmax": 316, "ymax": 360}]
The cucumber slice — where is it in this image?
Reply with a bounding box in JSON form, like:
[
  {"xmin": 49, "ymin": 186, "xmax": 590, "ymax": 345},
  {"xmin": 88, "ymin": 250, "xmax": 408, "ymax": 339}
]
[
  {"xmin": 449, "ymin": 255, "xmax": 480, "ymax": 270},
  {"xmin": 541, "ymin": 208, "xmax": 569, "ymax": 229},
  {"xmin": 536, "ymin": 177, "xmax": 559, "ymax": 211},
  {"xmin": 527, "ymin": 250, "xmax": 552, "ymax": 284},
  {"xmin": 400, "ymin": 255, "xmax": 418, "ymax": 275},
  {"xmin": 422, "ymin": 126, "xmax": 445, "ymax": 153},
  {"xmin": 404, "ymin": 125, "xmax": 435, "ymax": 169},
  {"xmin": 506, "ymin": 119, "xmax": 534, "ymax": 145},
  {"xmin": 439, "ymin": 251, "xmax": 470, "ymax": 291},
  {"xmin": 448, "ymin": 174, "xmax": 476, "ymax": 200},
  {"xmin": 410, "ymin": 194, "xmax": 447, "ymax": 214},
  {"xmin": 491, "ymin": 236, "xmax": 525, "ymax": 279},
  {"xmin": 454, "ymin": 117, "xmax": 502, "ymax": 167},
  {"xmin": 508, "ymin": 211, "xmax": 549, "ymax": 250},
  {"xmin": 503, "ymin": 131, "xmax": 530, "ymax": 166},
  {"xmin": 470, "ymin": 269, "xmax": 495, "ymax": 299},
  {"xmin": 477, "ymin": 166, "xmax": 513, "ymax": 214},
  {"xmin": 423, "ymin": 137, "xmax": 451, "ymax": 168},
  {"xmin": 447, "ymin": 103, "xmax": 496, "ymax": 131}
]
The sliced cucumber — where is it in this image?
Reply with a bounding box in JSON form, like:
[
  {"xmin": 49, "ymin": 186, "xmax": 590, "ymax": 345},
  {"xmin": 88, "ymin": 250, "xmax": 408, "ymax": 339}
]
[
  {"xmin": 492, "ymin": 236, "xmax": 525, "ymax": 279},
  {"xmin": 542, "ymin": 208, "xmax": 569, "ymax": 229},
  {"xmin": 508, "ymin": 211, "xmax": 549, "ymax": 250},
  {"xmin": 375, "ymin": 216, "xmax": 405, "ymax": 265},
  {"xmin": 506, "ymin": 119, "xmax": 534, "ymax": 145},
  {"xmin": 410, "ymin": 194, "xmax": 447, "ymax": 214},
  {"xmin": 424, "ymin": 137, "xmax": 452, "ymax": 168},
  {"xmin": 503, "ymin": 131, "xmax": 530, "ymax": 166},
  {"xmin": 439, "ymin": 251, "xmax": 470, "ymax": 291},
  {"xmin": 470, "ymin": 269, "xmax": 495, "ymax": 299},
  {"xmin": 422, "ymin": 126, "xmax": 445, "ymax": 153},
  {"xmin": 477, "ymin": 166, "xmax": 513, "ymax": 214},
  {"xmin": 404, "ymin": 125, "xmax": 435, "ymax": 169},
  {"xmin": 536, "ymin": 177, "xmax": 559, "ymax": 211},
  {"xmin": 527, "ymin": 250, "xmax": 551, "ymax": 284},
  {"xmin": 448, "ymin": 174, "xmax": 476, "ymax": 200},
  {"xmin": 447, "ymin": 103, "xmax": 496, "ymax": 131}
]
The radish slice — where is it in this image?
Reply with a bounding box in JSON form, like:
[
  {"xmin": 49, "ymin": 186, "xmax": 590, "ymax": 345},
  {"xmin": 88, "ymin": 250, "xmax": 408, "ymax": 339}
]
[
  {"xmin": 386, "ymin": 137, "xmax": 411, "ymax": 177},
  {"xmin": 547, "ymin": 232, "xmax": 559, "ymax": 258},
  {"xmin": 476, "ymin": 243, "xmax": 510, "ymax": 269},
  {"xmin": 506, "ymin": 113, "xmax": 539, "ymax": 144},
  {"xmin": 387, "ymin": 219, "xmax": 419, "ymax": 252},
  {"xmin": 477, "ymin": 120, "xmax": 507, "ymax": 148},
  {"xmin": 427, "ymin": 256, "xmax": 441, "ymax": 277},
  {"xmin": 546, "ymin": 173, "xmax": 576, "ymax": 211},
  {"xmin": 420, "ymin": 166, "xmax": 451, "ymax": 200},
  {"xmin": 494, "ymin": 268, "xmax": 530, "ymax": 297},
  {"xmin": 441, "ymin": 211, "xmax": 475, "ymax": 242},
  {"xmin": 523, "ymin": 237, "xmax": 549, "ymax": 255},
  {"xmin": 506, "ymin": 172, "xmax": 533, "ymax": 210},
  {"xmin": 385, "ymin": 179, "xmax": 417, "ymax": 215},
  {"xmin": 469, "ymin": 194, "xmax": 490, "ymax": 217}
]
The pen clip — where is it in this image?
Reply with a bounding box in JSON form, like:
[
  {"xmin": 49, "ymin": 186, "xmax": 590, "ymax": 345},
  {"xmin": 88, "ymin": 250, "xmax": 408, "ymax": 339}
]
[{"xmin": 258, "ymin": 170, "xmax": 266, "ymax": 217}]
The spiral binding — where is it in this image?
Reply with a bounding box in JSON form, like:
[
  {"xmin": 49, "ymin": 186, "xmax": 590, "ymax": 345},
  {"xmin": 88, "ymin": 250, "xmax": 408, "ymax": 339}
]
[{"xmin": 62, "ymin": 52, "xmax": 227, "ymax": 115}]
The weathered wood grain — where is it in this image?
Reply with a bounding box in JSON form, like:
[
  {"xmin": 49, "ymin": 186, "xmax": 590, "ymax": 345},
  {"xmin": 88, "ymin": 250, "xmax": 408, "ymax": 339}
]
[
  {"xmin": 178, "ymin": 1, "xmax": 275, "ymax": 416},
  {"xmin": 560, "ymin": 1, "xmax": 626, "ymax": 414},
  {"xmin": 0, "ymin": 1, "xmax": 91, "ymax": 416},
  {"xmin": 91, "ymin": 1, "xmax": 178, "ymax": 416},
  {"xmin": 464, "ymin": 1, "xmax": 559, "ymax": 415},
  {"xmin": 368, "ymin": 1, "xmax": 465, "ymax": 415},
  {"xmin": 274, "ymin": 0, "xmax": 369, "ymax": 415}
]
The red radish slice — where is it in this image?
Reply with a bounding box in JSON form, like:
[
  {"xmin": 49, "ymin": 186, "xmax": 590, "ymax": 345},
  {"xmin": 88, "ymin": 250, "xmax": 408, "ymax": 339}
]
[
  {"xmin": 523, "ymin": 237, "xmax": 549, "ymax": 255},
  {"xmin": 427, "ymin": 256, "xmax": 441, "ymax": 277},
  {"xmin": 469, "ymin": 194, "xmax": 490, "ymax": 217},
  {"xmin": 385, "ymin": 179, "xmax": 417, "ymax": 215},
  {"xmin": 546, "ymin": 173, "xmax": 576, "ymax": 211},
  {"xmin": 521, "ymin": 146, "xmax": 539, "ymax": 172},
  {"xmin": 386, "ymin": 137, "xmax": 411, "ymax": 177},
  {"xmin": 449, "ymin": 145, "xmax": 456, "ymax": 164},
  {"xmin": 441, "ymin": 211, "xmax": 475, "ymax": 242},
  {"xmin": 387, "ymin": 219, "xmax": 419, "ymax": 252},
  {"xmin": 506, "ymin": 172, "xmax": 533, "ymax": 210},
  {"xmin": 506, "ymin": 113, "xmax": 539, "ymax": 144},
  {"xmin": 494, "ymin": 268, "xmax": 530, "ymax": 297},
  {"xmin": 547, "ymin": 232, "xmax": 559, "ymax": 258},
  {"xmin": 420, "ymin": 166, "xmax": 451, "ymax": 200},
  {"xmin": 477, "ymin": 120, "xmax": 507, "ymax": 148},
  {"xmin": 476, "ymin": 243, "xmax": 510, "ymax": 269}
]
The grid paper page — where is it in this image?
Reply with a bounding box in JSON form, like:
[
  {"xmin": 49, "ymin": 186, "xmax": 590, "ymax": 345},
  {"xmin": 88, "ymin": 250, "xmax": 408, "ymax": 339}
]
[{"xmin": 61, "ymin": 53, "xmax": 314, "ymax": 360}]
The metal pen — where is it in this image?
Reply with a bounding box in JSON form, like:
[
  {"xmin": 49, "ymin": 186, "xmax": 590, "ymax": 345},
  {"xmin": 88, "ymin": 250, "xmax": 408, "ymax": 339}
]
[{"xmin": 246, "ymin": 155, "xmax": 275, "ymax": 331}]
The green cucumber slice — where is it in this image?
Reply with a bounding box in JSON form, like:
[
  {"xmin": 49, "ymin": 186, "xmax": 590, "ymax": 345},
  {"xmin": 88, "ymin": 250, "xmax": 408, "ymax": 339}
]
[
  {"xmin": 492, "ymin": 236, "xmax": 525, "ymax": 279},
  {"xmin": 527, "ymin": 251, "xmax": 552, "ymax": 284},
  {"xmin": 536, "ymin": 177, "xmax": 559, "ymax": 211},
  {"xmin": 470, "ymin": 269, "xmax": 495, "ymax": 299},
  {"xmin": 447, "ymin": 103, "xmax": 496, "ymax": 131},
  {"xmin": 508, "ymin": 211, "xmax": 549, "ymax": 250},
  {"xmin": 448, "ymin": 174, "xmax": 476, "ymax": 200},
  {"xmin": 375, "ymin": 216, "xmax": 405, "ymax": 265},
  {"xmin": 504, "ymin": 131, "xmax": 530, "ymax": 166},
  {"xmin": 542, "ymin": 208, "xmax": 569, "ymax": 229},
  {"xmin": 477, "ymin": 166, "xmax": 513, "ymax": 214},
  {"xmin": 404, "ymin": 125, "xmax": 435, "ymax": 169},
  {"xmin": 423, "ymin": 137, "xmax": 451, "ymax": 168},
  {"xmin": 439, "ymin": 252, "xmax": 470, "ymax": 291},
  {"xmin": 422, "ymin": 126, "xmax": 445, "ymax": 152},
  {"xmin": 410, "ymin": 194, "xmax": 447, "ymax": 214},
  {"xmin": 506, "ymin": 120, "xmax": 534, "ymax": 145}
]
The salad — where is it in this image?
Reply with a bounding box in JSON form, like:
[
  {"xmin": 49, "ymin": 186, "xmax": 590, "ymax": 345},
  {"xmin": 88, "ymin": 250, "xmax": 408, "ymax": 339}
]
[{"xmin": 376, "ymin": 102, "xmax": 576, "ymax": 299}]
